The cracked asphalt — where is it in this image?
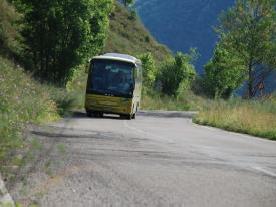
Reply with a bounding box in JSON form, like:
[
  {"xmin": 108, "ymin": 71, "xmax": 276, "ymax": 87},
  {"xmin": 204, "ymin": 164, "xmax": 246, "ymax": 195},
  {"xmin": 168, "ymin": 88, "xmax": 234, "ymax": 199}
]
[{"xmin": 10, "ymin": 111, "xmax": 276, "ymax": 207}]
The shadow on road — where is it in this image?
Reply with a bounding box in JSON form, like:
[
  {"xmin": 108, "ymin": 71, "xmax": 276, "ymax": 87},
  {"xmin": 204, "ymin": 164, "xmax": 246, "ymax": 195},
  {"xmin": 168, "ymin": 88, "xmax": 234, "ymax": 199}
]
[
  {"xmin": 67, "ymin": 111, "xmax": 123, "ymax": 120},
  {"xmin": 68, "ymin": 110, "xmax": 197, "ymax": 120}
]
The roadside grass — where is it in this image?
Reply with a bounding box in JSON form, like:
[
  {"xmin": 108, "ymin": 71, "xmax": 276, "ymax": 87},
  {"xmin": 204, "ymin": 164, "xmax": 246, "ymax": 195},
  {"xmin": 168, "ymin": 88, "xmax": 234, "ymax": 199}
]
[
  {"xmin": 141, "ymin": 90, "xmax": 204, "ymax": 111},
  {"xmin": 193, "ymin": 96, "xmax": 276, "ymax": 140},
  {"xmin": 0, "ymin": 56, "xmax": 76, "ymax": 177}
]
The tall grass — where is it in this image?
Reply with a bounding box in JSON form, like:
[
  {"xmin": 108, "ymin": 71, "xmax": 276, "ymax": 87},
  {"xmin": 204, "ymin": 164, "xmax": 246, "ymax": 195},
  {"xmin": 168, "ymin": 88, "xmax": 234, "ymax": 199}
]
[
  {"xmin": 141, "ymin": 90, "xmax": 204, "ymax": 111},
  {"xmin": 0, "ymin": 56, "xmax": 61, "ymax": 171},
  {"xmin": 194, "ymin": 96, "xmax": 276, "ymax": 140}
]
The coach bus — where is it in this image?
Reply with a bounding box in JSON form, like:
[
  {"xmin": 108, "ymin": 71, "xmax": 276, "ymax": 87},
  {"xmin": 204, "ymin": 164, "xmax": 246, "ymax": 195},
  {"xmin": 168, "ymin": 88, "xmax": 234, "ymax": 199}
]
[{"xmin": 85, "ymin": 53, "xmax": 142, "ymax": 119}]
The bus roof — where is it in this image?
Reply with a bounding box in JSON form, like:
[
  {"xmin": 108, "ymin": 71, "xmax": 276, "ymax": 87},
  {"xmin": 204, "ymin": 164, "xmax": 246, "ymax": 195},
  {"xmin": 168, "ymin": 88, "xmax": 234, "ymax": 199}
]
[{"xmin": 92, "ymin": 53, "xmax": 142, "ymax": 65}]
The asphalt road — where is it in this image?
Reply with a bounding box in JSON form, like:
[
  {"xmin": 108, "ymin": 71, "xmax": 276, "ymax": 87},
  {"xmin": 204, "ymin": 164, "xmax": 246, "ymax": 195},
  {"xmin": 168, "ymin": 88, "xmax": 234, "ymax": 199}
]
[{"xmin": 11, "ymin": 111, "xmax": 276, "ymax": 207}]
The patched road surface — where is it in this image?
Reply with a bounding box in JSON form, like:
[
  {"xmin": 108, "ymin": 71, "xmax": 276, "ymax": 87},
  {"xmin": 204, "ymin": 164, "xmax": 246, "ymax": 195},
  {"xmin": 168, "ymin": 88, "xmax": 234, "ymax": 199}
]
[{"xmin": 10, "ymin": 112, "xmax": 276, "ymax": 207}]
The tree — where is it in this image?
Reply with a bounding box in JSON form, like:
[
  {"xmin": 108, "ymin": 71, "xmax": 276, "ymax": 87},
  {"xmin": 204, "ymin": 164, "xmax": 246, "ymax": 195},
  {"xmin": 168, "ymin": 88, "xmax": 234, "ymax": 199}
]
[
  {"xmin": 217, "ymin": 0, "xmax": 276, "ymax": 98},
  {"xmin": 18, "ymin": 0, "xmax": 112, "ymax": 85},
  {"xmin": 158, "ymin": 51, "xmax": 197, "ymax": 97},
  {"xmin": 139, "ymin": 52, "xmax": 157, "ymax": 88},
  {"xmin": 123, "ymin": 0, "xmax": 134, "ymax": 7},
  {"xmin": 203, "ymin": 42, "xmax": 246, "ymax": 99},
  {"xmin": 0, "ymin": 0, "xmax": 22, "ymax": 55}
]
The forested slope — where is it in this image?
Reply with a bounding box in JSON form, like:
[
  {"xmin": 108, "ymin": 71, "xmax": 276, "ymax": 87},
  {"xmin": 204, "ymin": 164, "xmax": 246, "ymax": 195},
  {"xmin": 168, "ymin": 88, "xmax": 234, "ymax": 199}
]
[{"xmin": 104, "ymin": 2, "xmax": 171, "ymax": 63}]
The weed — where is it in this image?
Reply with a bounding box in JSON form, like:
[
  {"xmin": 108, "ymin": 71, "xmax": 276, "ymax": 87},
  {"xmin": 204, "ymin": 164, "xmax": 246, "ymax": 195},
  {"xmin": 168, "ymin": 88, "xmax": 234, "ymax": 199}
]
[{"xmin": 194, "ymin": 96, "xmax": 276, "ymax": 140}]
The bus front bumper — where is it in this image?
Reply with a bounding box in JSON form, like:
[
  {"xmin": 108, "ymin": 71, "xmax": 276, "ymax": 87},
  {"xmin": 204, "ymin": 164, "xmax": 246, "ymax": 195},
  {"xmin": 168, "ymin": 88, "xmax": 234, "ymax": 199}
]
[{"xmin": 85, "ymin": 94, "xmax": 133, "ymax": 115}]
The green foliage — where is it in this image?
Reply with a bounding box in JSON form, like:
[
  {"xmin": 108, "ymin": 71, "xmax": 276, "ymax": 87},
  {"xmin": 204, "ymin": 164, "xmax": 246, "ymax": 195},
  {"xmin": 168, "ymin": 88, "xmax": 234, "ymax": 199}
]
[
  {"xmin": 0, "ymin": 0, "xmax": 22, "ymax": 55},
  {"xmin": 217, "ymin": 0, "xmax": 276, "ymax": 98},
  {"xmin": 122, "ymin": 0, "xmax": 134, "ymax": 7},
  {"xmin": 139, "ymin": 53, "xmax": 157, "ymax": 88},
  {"xmin": 158, "ymin": 51, "xmax": 197, "ymax": 97},
  {"xmin": 142, "ymin": 89, "xmax": 204, "ymax": 111},
  {"xmin": 0, "ymin": 56, "xmax": 59, "ymax": 169},
  {"xmin": 203, "ymin": 42, "xmax": 246, "ymax": 99},
  {"xmin": 18, "ymin": 0, "xmax": 112, "ymax": 85}
]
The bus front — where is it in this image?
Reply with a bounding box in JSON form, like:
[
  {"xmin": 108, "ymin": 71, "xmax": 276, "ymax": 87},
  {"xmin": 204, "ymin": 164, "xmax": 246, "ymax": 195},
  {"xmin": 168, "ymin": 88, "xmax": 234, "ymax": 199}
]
[{"xmin": 85, "ymin": 57, "xmax": 137, "ymax": 119}]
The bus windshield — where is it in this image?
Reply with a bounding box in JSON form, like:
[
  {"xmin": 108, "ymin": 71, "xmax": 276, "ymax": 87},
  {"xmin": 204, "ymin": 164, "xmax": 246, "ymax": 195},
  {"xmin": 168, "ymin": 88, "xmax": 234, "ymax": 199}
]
[{"xmin": 89, "ymin": 59, "xmax": 135, "ymax": 97}]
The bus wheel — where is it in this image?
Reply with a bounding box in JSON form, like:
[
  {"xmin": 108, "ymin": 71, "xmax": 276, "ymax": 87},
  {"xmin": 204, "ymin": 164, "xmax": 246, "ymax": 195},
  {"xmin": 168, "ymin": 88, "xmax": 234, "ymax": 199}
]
[
  {"xmin": 94, "ymin": 112, "xmax": 103, "ymax": 118},
  {"xmin": 86, "ymin": 111, "xmax": 92, "ymax": 117}
]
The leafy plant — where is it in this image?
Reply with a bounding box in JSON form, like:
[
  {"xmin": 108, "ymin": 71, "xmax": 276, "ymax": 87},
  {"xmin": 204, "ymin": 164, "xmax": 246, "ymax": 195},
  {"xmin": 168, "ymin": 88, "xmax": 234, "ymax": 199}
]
[
  {"xmin": 216, "ymin": 0, "xmax": 276, "ymax": 98},
  {"xmin": 0, "ymin": 0, "xmax": 22, "ymax": 55},
  {"xmin": 203, "ymin": 42, "xmax": 246, "ymax": 98},
  {"xmin": 17, "ymin": 0, "xmax": 112, "ymax": 85},
  {"xmin": 158, "ymin": 50, "xmax": 197, "ymax": 97},
  {"xmin": 139, "ymin": 52, "xmax": 157, "ymax": 88}
]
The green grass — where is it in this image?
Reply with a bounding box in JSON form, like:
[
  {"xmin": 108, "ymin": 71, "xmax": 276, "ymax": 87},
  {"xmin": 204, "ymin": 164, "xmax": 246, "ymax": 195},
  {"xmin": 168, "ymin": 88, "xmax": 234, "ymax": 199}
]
[
  {"xmin": 193, "ymin": 96, "xmax": 276, "ymax": 140},
  {"xmin": 0, "ymin": 56, "xmax": 76, "ymax": 175},
  {"xmin": 141, "ymin": 90, "xmax": 204, "ymax": 111}
]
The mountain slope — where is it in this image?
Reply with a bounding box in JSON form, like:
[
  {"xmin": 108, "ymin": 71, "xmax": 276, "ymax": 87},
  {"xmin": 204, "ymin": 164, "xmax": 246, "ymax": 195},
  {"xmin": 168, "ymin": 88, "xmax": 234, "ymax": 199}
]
[
  {"xmin": 104, "ymin": 2, "xmax": 171, "ymax": 62},
  {"xmin": 135, "ymin": 0, "xmax": 235, "ymax": 71}
]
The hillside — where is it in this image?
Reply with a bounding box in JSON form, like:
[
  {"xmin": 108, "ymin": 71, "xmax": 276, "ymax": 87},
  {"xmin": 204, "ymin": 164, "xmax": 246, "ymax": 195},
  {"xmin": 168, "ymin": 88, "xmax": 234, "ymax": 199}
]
[
  {"xmin": 135, "ymin": 0, "xmax": 235, "ymax": 71},
  {"xmin": 104, "ymin": 2, "xmax": 171, "ymax": 63}
]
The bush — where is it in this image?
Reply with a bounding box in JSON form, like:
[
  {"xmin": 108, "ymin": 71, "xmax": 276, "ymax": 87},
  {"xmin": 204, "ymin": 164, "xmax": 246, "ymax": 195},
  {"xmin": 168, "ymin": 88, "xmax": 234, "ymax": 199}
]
[
  {"xmin": 0, "ymin": 56, "xmax": 59, "ymax": 169},
  {"xmin": 203, "ymin": 43, "xmax": 246, "ymax": 99},
  {"xmin": 157, "ymin": 51, "xmax": 197, "ymax": 97},
  {"xmin": 139, "ymin": 53, "xmax": 157, "ymax": 89}
]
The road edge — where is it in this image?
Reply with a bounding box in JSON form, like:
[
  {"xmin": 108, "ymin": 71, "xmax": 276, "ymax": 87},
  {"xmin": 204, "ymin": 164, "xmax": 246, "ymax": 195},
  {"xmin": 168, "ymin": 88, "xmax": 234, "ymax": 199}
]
[
  {"xmin": 0, "ymin": 174, "xmax": 15, "ymax": 207},
  {"xmin": 138, "ymin": 110, "xmax": 198, "ymax": 118}
]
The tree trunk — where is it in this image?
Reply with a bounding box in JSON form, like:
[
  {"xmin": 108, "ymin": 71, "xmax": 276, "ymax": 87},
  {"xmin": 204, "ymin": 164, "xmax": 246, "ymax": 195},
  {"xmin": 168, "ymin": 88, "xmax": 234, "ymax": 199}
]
[{"xmin": 247, "ymin": 64, "xmax": 254, "ymax": 99}]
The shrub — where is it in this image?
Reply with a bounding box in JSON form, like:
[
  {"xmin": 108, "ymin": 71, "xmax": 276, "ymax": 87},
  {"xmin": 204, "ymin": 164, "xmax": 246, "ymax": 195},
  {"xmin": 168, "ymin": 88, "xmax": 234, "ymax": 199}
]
[
  {"xmin": 139, "ymin": 52, "xmax": 157, "ymax": 89},
  {"xmin": 157, "ymin": 51, "xmax": 197, "ymax": 97},
  {"xmin": 203, "ymin": 42, "xmax": 246, "ymax": 99}
]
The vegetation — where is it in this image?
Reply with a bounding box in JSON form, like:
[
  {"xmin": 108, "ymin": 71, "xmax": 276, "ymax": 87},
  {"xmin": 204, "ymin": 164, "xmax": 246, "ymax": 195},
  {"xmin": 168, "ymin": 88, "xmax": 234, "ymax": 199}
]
[
  {"xmin": 206, "ymin": 0, "xmax": 276, "ymax": 98},
  {"xmin": 139, "ymin": 53, "xmax": 157, "ymax": 88},
  {"xmin": 1, "ymin": 0, "xmax": 276, "ymax": 179},
  {"xmin": 104, "ymin": 2, "xmax": 171, "ymax": 63},
  {"xmin": 194, "ymin": 96, "xmax": 276, "ymax": 140},
  {"xmin": 157, "ymin": 51, "xmax": 197, "ymax": 97},
  {"xmin": 14, "ymin": 0, "xmax": 112, "ymax": 85},
  {"xmin": 0, "ymin": 0, "xmax": 22, "ymax": 56},
  {"xmin": 193, "ymin": 0, "xmax": 276, "ymax": 138},
  {"xmin": 203, "ymin": 42, "xmax": 246, "ymax": 98},
  {"xmin": 142, "ymin": 90, "xmax": 203, "ymax": 111},
  {"xmin": 0, "ymin": 56, "xmax": 59, "ymax": 171},
  {"xmin": 122, "ymin": 0, "xmax": 134, "ymax": 7}
]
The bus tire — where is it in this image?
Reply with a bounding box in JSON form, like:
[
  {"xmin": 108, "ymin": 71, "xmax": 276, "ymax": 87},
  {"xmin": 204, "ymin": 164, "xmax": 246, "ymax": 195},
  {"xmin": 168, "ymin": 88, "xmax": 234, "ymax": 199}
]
[
  {"xmin": 87, "ymin": 111, "xmax": 92, "ymax": 117},
  {"xmin": 98, "ymin": 112, "xmax": 104, "ymax": 118}
]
